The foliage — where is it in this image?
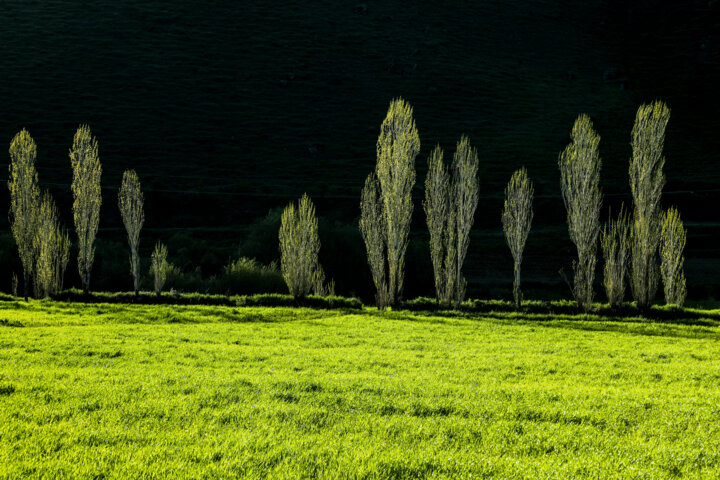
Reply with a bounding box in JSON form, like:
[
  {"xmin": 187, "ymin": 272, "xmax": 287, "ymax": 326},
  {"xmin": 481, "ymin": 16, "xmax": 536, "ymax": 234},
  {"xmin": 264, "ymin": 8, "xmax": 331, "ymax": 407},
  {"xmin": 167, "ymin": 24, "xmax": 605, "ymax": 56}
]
[
  {"xmin": 424, "ymin": 140, "xmax": 479, "ymax": 308},
  {"xmin": 150, "ymin": 242, "xmax": 169, "ymax": 297},
  {"xmin": 629, "ymin": 101, "xmax": 670, "ymax": 309},
  {"xmin": 424, "ymin": 145, "xmax": 451, "ymax": 305},
  {"xmin": 70, "ymin": 124, "xmax": 102, "ymax": 293},
  {"xmin": 601, "ymin": 205, "xmax": 630, "ymax": 308},
  {"xmin": 501, "ymin": 168, "xmax": 534, "ymax": 310},
  {"xmin": 34, "ymin": 192, "xmax": 71, "ymax": 298},
  {"xmin": 559, "ymin": 114, "xmax": 602, "ymax": 311},
  {"xmin": 49, "ymin": 289, "xmax": 361, "ymax": 309},
  {"xmin": 279, "ymin": 194, "xmax": 320, "ymax": 298},
  {"xmin": 359, "ymin": 173, "xmax": 389, "ymax": 309},
  {"xmin": 312, "ymin": 265, "xmax": 335, "ymax": 297},
  {"xmin": 118, "ymin": 170, "xmax": 144, "ymax": 295},
  {"xmin": 660, "ymin": 207, "xmax": 687, "ymax": 306},
  {"xmin": 214, "ymin": 258, "xmax": 286, "ymax": 295},
  {"xmin": 8, "ymin": 129, "xmax": 40, "ymax": 300},
  {"xmin": 373, "ymin": 97, "xmax": 419, "ymax": 306}
]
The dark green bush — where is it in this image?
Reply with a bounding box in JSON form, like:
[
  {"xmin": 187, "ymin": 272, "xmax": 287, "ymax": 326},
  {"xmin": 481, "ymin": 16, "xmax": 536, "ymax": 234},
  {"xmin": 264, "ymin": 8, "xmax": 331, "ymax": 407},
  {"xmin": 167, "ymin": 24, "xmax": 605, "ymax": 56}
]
[{"xmin": 210, "ymin": 258, "xmax": 286, "ymax": 295}]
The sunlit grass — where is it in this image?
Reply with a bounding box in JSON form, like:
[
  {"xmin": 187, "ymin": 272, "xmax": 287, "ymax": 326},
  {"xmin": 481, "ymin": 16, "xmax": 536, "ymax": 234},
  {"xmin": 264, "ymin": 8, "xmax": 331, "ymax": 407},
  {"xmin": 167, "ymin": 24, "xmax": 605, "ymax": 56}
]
[{"xmin": 1, "ymin": 300, "xmax": 720, "ymax": 478}]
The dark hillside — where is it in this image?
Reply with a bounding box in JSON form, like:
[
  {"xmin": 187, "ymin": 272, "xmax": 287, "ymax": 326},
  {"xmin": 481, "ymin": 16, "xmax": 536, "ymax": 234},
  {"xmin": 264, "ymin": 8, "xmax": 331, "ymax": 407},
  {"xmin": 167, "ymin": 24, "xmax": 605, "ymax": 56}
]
[{"xmin": 0, "ymin": 0, "xmax": 717, "ymax": 298}]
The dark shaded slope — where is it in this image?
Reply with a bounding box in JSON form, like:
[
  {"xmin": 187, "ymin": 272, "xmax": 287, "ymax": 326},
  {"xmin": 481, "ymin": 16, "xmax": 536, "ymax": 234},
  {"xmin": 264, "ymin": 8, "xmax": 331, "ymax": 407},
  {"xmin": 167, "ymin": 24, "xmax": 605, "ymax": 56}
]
[{"xmin": 0, "ymin": 0, "xmax": 716, "ymax": 297}]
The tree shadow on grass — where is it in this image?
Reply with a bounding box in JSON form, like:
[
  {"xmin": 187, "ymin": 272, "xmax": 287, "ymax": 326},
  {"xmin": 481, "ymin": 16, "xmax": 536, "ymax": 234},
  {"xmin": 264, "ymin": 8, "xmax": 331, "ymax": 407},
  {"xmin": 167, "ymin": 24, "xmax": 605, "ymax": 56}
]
[
  {"xmin": 427, "ymin": 310, "xmax": 720, "ymax": 340},
  {"xmin": 393, "ymin": 299, "xmax": 720, "ymax": 339}
]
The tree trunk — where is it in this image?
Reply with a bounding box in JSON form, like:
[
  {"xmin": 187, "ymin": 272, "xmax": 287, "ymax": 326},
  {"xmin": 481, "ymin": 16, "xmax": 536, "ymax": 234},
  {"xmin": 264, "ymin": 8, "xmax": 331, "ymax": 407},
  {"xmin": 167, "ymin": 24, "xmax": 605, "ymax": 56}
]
[
  {"xmin": 514, "ymin": 262, "xmax": 522, "ymax": 310},
  {"xmin": 23, "ymin": 271, "xmax": 30, "ymax": 301}
]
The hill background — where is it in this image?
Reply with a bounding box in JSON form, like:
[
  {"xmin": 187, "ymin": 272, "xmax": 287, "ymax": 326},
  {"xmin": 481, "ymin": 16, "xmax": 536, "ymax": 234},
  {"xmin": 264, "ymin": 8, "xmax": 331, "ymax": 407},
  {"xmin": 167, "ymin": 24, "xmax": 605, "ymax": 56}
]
[{"xmin": 0, "ymin": 0, "xmax": 717, "ymax": 300}]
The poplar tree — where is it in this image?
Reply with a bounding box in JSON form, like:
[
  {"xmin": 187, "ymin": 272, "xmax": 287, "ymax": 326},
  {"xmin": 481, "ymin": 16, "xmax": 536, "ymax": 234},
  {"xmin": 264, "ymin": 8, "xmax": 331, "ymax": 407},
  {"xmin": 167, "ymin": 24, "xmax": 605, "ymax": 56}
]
[
  {"xmin": 423, "ymin": 139, "xmax": 479, "ymax": 308},
  {"xmin": 451, "ymin": 136, "xmax": 479, "ymax": 306},
  {"xmin": 151, "ymin": 242, "xmax": 168, "ymax": 297},
  {"xmin": 360, "ymin": 173, "xmax": 389, "ymax": 309},
  {"xmin": 559, "ymin": 115, "xmax": 602, "ymax": 311},
  {"xmin": 424, "ymin": 145, "xmax": 453, "ymax": 306},
  {"xmin": 70, "ymin": 125, "xmax": 102, "ymax": 293},
  {"xmin": 279, "ymin": 193, "xmax": 320, "ymax": 298},
  {"xmin": 8, "ymin": 129, "xmax": 40, "ymax": 300},
  {"xmin": 601, "ymin": 205, "xmax": 630, "ymax": 308},
  {"xmin": 501, "ymin": 168, "xmax": 533, "ymax": 310},
  {"xmin": 118, "ymin": 170, "xmax": 144, "ymax": 295},
  {"xmin": 629, "ymin": 101, "xmax": 669, "ymax": 309},
  {"xmin": 363, "ymin": 98, "xmax": 419, "ymax": 307},
  {"xmin": 659, "ymin": 207, "xmax": 686, "ymax": 306},
  {"xmin": 34, "ymin": 191, "xmax": 71, "ymax": 298}
]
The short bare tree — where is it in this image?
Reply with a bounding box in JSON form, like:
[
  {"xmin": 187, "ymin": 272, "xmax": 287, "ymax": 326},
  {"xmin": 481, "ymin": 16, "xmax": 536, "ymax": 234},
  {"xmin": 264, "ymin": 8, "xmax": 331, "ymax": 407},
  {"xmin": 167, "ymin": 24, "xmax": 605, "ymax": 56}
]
[
  {"xmin": 659, "ymin": 207, "xmax": 686, "ymax": 306},
  {"xmin": 279, "ymin": 193, "xmax": 320, "ymax": 299},
  {"xmin": 601, "ymin": 205, "xmax": 630, "ymax": 308},
  {"xmin": 34, "ymin": 191, "xmax": 71, "ymax": 298},
  {"xmin": 502, "ymin": 168, "xmax": 533, "ymax": 310},
  {"xmin": 629, "ymin": 101, "xmax": 669, "ymax": 309},
  {"xmin": 8, "ymin": 129, "xmax": 40, "ymax": 300},
  {"xmin": 373, "ymin": 98, "xmax": 419, "ymax": 306},
  {"xmin": 151, "ymin": 242, "xmax": 168, "ymax": 297},
  {"xmin": 118, "ymin": 170, "xmax": 144, "ymax": 295},
  {"xmin": 360, "ymin": 173, "xmax": 389, "ymax": 309},
  {"xmin": 423, "ymin": 139, "xmax": 479, "ymax": 308},
  {"xmin": 559, "ymin": 114, "xmax": 602, "ymax": 311},
  {"xmin": 70, "ymin": 125, "xmax": 102, "ymax": 293}
]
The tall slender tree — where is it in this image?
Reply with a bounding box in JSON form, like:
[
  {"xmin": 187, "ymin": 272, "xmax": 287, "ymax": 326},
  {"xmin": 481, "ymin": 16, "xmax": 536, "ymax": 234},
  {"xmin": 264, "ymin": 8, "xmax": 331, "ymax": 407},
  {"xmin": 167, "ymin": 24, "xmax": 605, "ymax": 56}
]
[
  {"xmin": 424, "ymin": 145, "xmax": 453, "ymax": 306},
  {"xmin": 118, "ymin": 170, "xmax": 144, "ymax": 295},
  {"xmin": 502, "ymin": 168, "xmax": 534, "ymax": 310},
  {"xmin": 629, "ymin": 101, "xmax": 669, "ymax": 309},
  {"xmin": 559, "ymin": 114, "xmax": 603, "ymax": 311},
  {"xmin": 451, "ymin": 136, "xmax": 479, "ymax": 306},
  {"xmin": 8, "ymin": 129, "xmax": 40, "ymax": 300},
  {"xmin": 360, "ymin": 173, "xmax": 389, "ymax": 309},
  {"xmin": 423, "ymin": 139, "xmax": 479, "ymax": 308},
  {"xmin": 70, "ymin": 125, "xmax": 102, "ymax": 293},
  {"xmin": 367, "ymin": 97, "xmax": 419, "ymax": 306}
]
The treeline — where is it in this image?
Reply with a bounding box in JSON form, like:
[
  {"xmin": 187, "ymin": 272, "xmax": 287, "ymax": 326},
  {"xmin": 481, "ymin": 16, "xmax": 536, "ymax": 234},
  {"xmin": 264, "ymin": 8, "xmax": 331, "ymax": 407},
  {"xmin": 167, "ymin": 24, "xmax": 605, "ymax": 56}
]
[
  {"xmin": 6, "ymin": 99, "xmax": 687, "ymax": 311},
  {"xmin": 276, "ymin": 98, "xmax": 686, "ymax": 311}
]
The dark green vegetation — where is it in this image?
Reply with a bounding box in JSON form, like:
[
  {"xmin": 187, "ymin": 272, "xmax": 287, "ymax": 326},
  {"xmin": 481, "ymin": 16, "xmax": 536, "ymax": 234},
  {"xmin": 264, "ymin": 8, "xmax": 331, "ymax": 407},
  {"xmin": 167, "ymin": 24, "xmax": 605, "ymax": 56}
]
[
  {"xmin": 2, "ymin": 301, "xmax": 720, "ymax": 478},
  {"xmin": 0, "ymin": 1, "xmax": 717, "ymax": 300}
]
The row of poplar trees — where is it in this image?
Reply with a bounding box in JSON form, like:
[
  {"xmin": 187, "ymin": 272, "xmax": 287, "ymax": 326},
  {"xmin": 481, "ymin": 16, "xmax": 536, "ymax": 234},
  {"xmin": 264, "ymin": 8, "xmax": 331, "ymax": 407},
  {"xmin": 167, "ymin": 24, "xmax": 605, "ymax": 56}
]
[
  {"xmin": 354, "ymin": 98, "xmax": 685, "ymax": 310},
  {"xmin": 10, "ymin": 101, "xmax": 687, "ymax": 310},
  {"xmin": 560, "ymin": 101, "xmax": 686, "ymax": 311},
  {"xmin": 7, "ymin": 126, "xmax": 155, "ymax": 300},
  {"xmin": 275, "ymin": 98, "xmax": 686, "ymax": 311}
]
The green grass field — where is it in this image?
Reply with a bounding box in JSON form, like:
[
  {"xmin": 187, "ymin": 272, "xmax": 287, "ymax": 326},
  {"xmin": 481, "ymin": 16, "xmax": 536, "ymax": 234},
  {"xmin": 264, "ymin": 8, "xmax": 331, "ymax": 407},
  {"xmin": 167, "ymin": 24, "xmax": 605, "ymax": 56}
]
[{"xmin": 2, "ymin": 300, "xmax": 720, "ymax": 478}]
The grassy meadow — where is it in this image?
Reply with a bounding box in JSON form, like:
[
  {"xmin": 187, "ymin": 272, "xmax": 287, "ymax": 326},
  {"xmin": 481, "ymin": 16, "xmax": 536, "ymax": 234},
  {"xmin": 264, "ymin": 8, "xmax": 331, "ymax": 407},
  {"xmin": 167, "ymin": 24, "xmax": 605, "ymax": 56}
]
[{"xmin": 2, "ymin": 300, "xmax": 720, "ymax": 478}]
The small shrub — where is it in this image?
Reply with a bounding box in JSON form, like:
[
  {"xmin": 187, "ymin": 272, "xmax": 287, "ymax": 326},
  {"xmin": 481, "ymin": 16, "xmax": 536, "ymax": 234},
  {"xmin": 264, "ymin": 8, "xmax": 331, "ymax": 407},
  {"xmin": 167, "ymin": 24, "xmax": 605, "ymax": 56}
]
[
  {"xmin": 214, "ymin": 258, "xmax": 286, "ymax": 295},
  {"xmin": 312, "ymin": 266, "xmax": 335, "ymax": 297}
]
